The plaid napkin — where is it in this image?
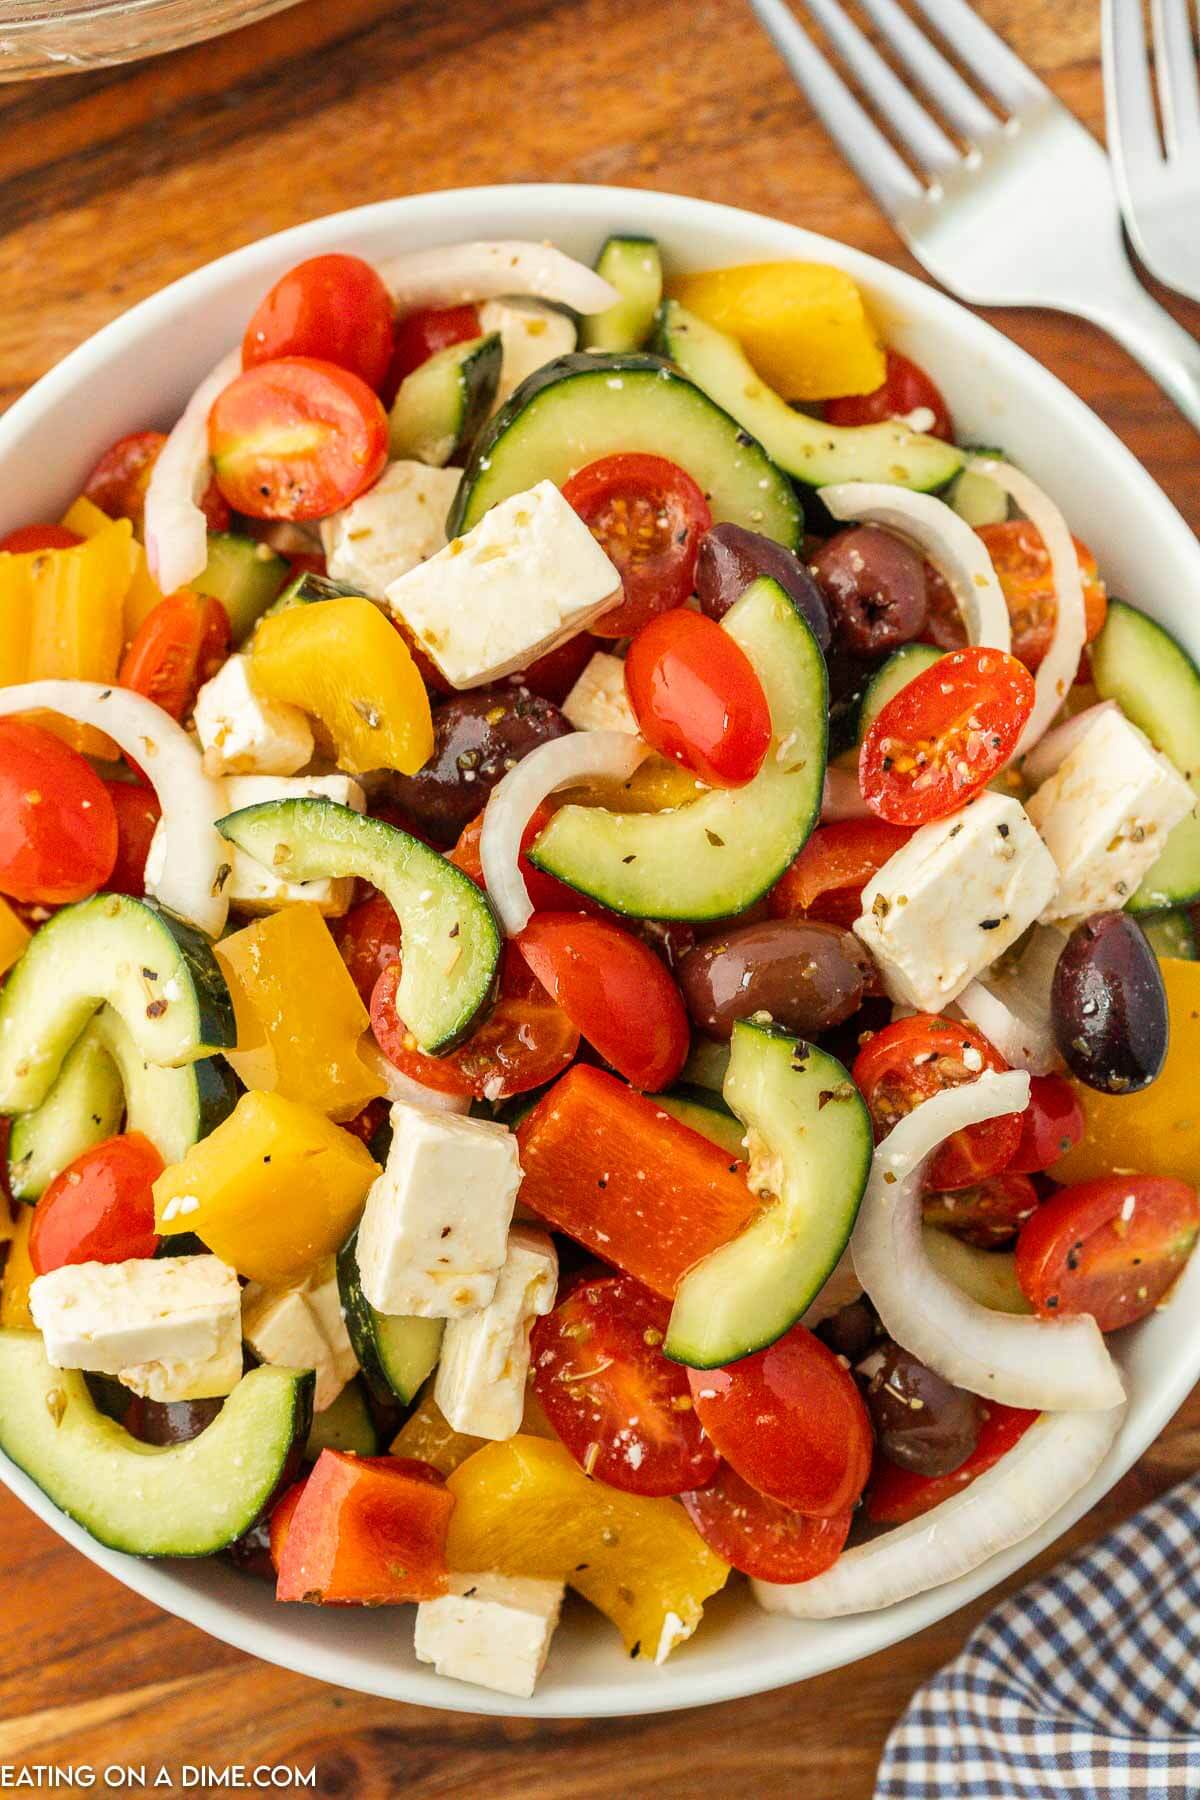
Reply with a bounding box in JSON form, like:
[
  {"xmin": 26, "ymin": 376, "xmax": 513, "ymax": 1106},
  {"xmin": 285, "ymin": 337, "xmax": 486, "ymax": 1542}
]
[{"xmin": 876, "ymin": 1474, "xmax": 1200, "ymax": 1798}]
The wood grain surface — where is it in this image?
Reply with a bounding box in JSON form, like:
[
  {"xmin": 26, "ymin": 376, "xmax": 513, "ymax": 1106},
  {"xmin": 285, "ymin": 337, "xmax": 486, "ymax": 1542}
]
[{"xmin": 2, "ymin": 1, "xmax": 1199, "ymax": 1793}]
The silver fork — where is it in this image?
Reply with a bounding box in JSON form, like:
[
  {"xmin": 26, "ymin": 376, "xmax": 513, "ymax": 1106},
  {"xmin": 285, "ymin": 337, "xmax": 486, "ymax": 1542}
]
[
  {"xmin": 749, "ymin": 0, "xmax": 1200, "ymax": 432},
  {"xmin": 1104, "ymin": 0, "xmax": 1200, "ymax": 304}
]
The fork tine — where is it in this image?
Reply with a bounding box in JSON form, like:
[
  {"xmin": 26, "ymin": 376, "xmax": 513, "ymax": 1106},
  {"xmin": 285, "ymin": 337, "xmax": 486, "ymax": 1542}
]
[
  {"xmin": 1104, "ymin": 0, "xmax": 1162, "ymax": 167},
  {"xmin": 908, "ymin": 0, "xmax": 1052, "ymax": 115},
  {"xmin": 748, "ymin": 0, "xmax": 926, "ymax": 215},
  {"xmin": 857, "ymin": 0, "xmax": 1004, "ymax": 144},
  {"xmin": 796, "ymin": 0, "xmax": 962, "ymax": 175},
  {"xmin": 1152, "ymin": 0, "xmax": 1200, "ymax": 152}
]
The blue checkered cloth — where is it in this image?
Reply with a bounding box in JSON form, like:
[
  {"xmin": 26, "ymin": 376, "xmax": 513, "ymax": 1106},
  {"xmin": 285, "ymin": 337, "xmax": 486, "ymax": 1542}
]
[{"xmin": 876, "ymin": 1474, "xmax": 1200, "ymax": 1797}]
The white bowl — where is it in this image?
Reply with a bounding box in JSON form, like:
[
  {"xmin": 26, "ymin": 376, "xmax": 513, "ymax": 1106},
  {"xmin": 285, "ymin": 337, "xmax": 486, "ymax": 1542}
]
[{"xmin": 3, "ymin": 184, "xmax": 1199, "ymax": 1719}]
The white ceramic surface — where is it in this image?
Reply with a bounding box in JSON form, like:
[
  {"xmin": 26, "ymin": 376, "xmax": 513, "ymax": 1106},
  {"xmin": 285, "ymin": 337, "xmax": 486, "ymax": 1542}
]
[{"xmin": 3, "ymin": 184, "xmax": 1199, "ymax": 1719}]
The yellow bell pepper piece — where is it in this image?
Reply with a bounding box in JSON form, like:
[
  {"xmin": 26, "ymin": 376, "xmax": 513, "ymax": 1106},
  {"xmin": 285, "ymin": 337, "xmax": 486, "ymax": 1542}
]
[
  {"xmin": 392, "ymin": 1381, "xmax": 555, "ymax": 1475},
  {"xmin": 62, "ymin": 496, "xmax": 162, "ymax": 644},
  {"xmin": 0, "ymin": 1206, "xmax": 35, "ymax": 1328},
  {"xmin": 153, "ymin": 1090, "xmax": 378, "ymax": 1284},
  {"xmin": 0, "ymin": 898, "xmax": 30, "ymax": 980},
  {"xmin": 251, "ymin": 597, "xmax": 434, "ymax": 776},
  {"xmin": 670, "ymin": 262, "xmax": 886, "ymax": 401},
  {"xmin": 214, "ymin": 904, "xmax": 385, "ymax": 1122},
  {"xmin": 445, "ymin": 1435, "xmax": 729, "ymax": 1661},
  {"xmin": 1053, "ymin": 958, "xmax": 1200, "ymax": 1185}
]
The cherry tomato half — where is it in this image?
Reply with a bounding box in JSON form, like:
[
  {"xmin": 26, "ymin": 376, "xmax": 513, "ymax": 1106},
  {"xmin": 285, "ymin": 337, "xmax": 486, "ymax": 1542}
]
[
  {"xmin": 370, "ymin": 942, "xmax": 578, "ymax": 1100},
  {"xmin": 118, "ymin": 591, "xmax": 231, "ymax": 722},
  {"xmin": 208, "ymin": 356, "xmax": 389, "ymax": 521},
  {"xmin": 925, "ymin": 523, "xmax": 1108, "ymax": 671},
  {"xmin": 1015, "ymin": 1174, "xmax": 1200, "ymax": 1332},
  {"xmin": 0, "ymin": 525, "xmax": 82, "ymax": 553},
  {"xmin": 447, "ymin": 803, "xmax": 601, "ymax": 918},
  {"xmin": 681, "ymin": 1464, "xmax": 852, "ymax": 1582},
  {"xmin": 825, "ymin": 349, "xmax": 953, "ymax": 442},
  {"xmin": 562, "ymin": 454, "xmax": 713, "ymax": 638},
  {"xmin": 83, "ymin": 429, "xmax": 230, "ymax": 532},
  {"xmin": 243, "ymin": 254, "xmax": 394, "ymax": 393},
  {"xmin": 922, "ymin": 1170, "xmax": 1040, "ymax": 1248},
  {"xmin": 103, "ymin": 780, "xmax": 161, "ymax": 898},
  {"xmin": 865, "ymin": 1400, "xmax": 1037, "ymax": 1524},
  {"xmin": 624, "ymin": 607, "xmax": 771, "ymax": 789},
  {"xmin": 29, "ymin": 1132, "xmax": 164, "ymax": 1275},
  {"xmin": 516, "ymin": 911, "xmax": 690, "ymax": 1091},
  {"xmin": 1005, "ymin": 1073, "xmax": 1085, "ymax": 1176},
  {"xmin": 336, "ymin": 890, "xmax": 402, "ymax": 1008},
  {"xmin": 859, "ymin": 645, "xmax": 1035, "ymax": 826},
  {"xmin": 853, "ymin": 1014, "xmax": 1021, "ymax": 1191},
  {"xmin": 768, "ymin": 819, "xmax": 913, "ymax": 929},
  {"xmin": 0, "ymin": 720, "xmax": 118, "ymax": 905},
  {"xmin": 385, "ymin": 304, "xmax": 482, "ymax": 404},
  {"xmin": 687, "ymin": 1322, "xmax": 872, "ymax": 1517},
  {"xmin": 530, "ymin": 1273, "xmax": 719, "ymax": 1497}
]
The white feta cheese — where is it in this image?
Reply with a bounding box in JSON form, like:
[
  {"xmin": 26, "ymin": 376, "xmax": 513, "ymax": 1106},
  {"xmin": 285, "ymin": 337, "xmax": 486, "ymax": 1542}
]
[
  {"xmin": 386, "ymin": 480, "xmax": 621, "ymax": 689},
  {"xmin": 1025, "ymin": 708, "xmax": 1194, "ymax": 920},
  {"xmin": 241, "ymin": 1264, "xmax": 358, "ymax": 1412},
  {"xmin": 193, "ymin": 653, "xmax": 313, "ymax": 778},
  {"xmin": 356, "ymin": 1101, "xmax": 523, "ymax": 1319},
  {"xmin": 478, "ymin": 298, "xmax": 577, "ymax": 409},
  {"xmin": 414, "ymin": 1571, "xmax": 564, "ymax": 1699},
  {"xmin": 30, "ymin": 1255, "xmax": 242, "ymax": 1399},
  {"xmin": 320, "ymin": 461, "xmax": 460, "ymax": 599},
  {"xmin": 854, "ymin": 792, "xmax": 1058, "ymax": 1013},
  {"xmin": 561, "ymin": 651, "xmax": 638, "ymax": 734},
  {"xmin": 434, "ymin": 1226, "xmax": 557, "ymax": 1440}
]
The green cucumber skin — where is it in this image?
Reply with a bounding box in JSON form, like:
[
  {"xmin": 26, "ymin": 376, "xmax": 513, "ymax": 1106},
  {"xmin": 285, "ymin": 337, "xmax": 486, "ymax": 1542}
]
[
  {"xmin": 388, "ymin": 332, "xmax": 502, "ymax": 466},
  {"xmin": 336, "ymin": 1231, "xmax": 443, "ymax": 1408},
  {"xmin": 580, "ymin": 236, "xmax": 664, "ymax": 353},
  {"xmin": 194, "ymin": 532, "xmax": 289, "ymax": 643},
  {"xmin": 305, "ymin": 1377, "xmax": 380, "ymax": 1459},
  {"xmin": 655, "ymin": 1087, "xmax": 745, "ymax": 1159},
  {"xmin": 7, "ymin": 1025, "xmax": 124, "ymax": 1201},
  {"xmin": 857, "ymin": 643, "xmax": 944, "ymax": 744},
  {"xmin": 1140, "ymin": 909, "xmax": 1197, "ymax": 960},
  {"xmin": 261, "ymin": 570, "xmax": 364, "ymax": 623}
]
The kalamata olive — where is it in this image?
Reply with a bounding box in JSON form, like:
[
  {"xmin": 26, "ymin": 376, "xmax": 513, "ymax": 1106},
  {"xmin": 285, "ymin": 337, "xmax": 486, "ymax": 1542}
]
[
  {"xmin": 815, "ymin": 1298, "xmax": 879, "ymax": 1364},
  {"xmin": 1051, "ymin": 910, "xmax": 1168, "ymax": 1093},
  {"xmin": 224, "ymin": 1513, "xmax": 275, "ymax": 1581},
  {"xmin": 861, "ymin": 1339, "xmax": 980, "ymax": 1477},
  {"xmin": 677, "ymin": 918, "xmax": 871, "ymax": 1041},
  {"xmin": 809, "ymin": 526, "xmax": 928, "ymax": 657},
  {"xmin": 388, "ymin": 684, "xmax": 570, "ymax": 843},
  {"xmin": 121, "ymin": 1394, "xmax": 225, "ymax": 1445},
  {"xmin": 695, "ymin": 522, "xmax": 832, "ymax": 649}
]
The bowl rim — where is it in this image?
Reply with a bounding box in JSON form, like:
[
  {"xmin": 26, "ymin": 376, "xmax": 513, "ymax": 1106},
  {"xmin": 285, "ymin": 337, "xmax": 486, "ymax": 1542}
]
[{"xmin": 3, "ymin": 181, "xmax": 1199, "ymax": 1720}]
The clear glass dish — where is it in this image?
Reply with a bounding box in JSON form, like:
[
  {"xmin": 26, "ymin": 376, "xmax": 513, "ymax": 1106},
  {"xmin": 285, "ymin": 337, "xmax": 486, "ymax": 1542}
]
[{"xmin": 0, "ymin": 0, "xmax": 299, "ymax": 79}]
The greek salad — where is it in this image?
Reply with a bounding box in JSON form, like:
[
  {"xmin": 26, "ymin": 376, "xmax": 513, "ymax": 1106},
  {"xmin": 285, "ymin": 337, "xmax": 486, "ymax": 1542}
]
[{"xmin": 1, "ymin": 233, "xmax": 1198, "ymax": 1701}]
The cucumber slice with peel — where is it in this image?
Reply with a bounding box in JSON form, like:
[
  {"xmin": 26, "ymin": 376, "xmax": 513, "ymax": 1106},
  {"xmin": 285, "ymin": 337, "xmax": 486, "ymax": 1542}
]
[
  {"xmin": 305, "ymin": 1377, "xmax": 380, "ymax": 1458},
  {"xmin": 655, "ymin": 1086, "xmax": 745, "ymax": 1159},
  {"xmin": 857, "ymin": 643, "xmax": 944, "ymax": 744},
  {"xmin": 337, "ymin": 1230, "xmax": 443, "ymax": 1407},
  {"xmin": 7, "ymin": 1026, "xmax": 123, "ymax": 1201},
  {"xmin": 579, "ymin": 236, "xmax": 664, "ymax": 353},
  {"xmin": 1141, "ymin": 909, "xmax": 1197, "ymax": 961},
  {"xmin": 388, "ymin": 332, "xmax": 502, "ymax": 466}
]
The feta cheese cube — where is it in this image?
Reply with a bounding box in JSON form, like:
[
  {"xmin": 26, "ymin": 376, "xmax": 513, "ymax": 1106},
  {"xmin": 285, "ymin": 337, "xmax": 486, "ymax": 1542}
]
[
  {"xmin": 119, "ymin": 1328, "xmax": 244, "ymax": 1404},
  {"xmin": 242, "ymin": 1264, "xmax": 358, "ymax": 1412},
  {"xmin": 434, "ymin": 1226, "xmax": 557, "ymax": 1440},
  {"xmin": 854, "ymin": 792, "xmax": 1058, "ymax": 1013},
  {"xmin": 478, "ymin": 298, "xmax": 577, "ymax": 409},
  {"xmin": 356, "ymin": 1101, "xmax": 523, "ymax": 1318},
  {"xmin": 414, "ymin": 1571, "xmax": 564, "ymax": 1698},
  {"xmin": 561, "ymin": 651, "xmax": 638, "ymax": 734},
  {"xmin": 320, "ymin": 461, "xmax": 460, "ymax": 599},
  {"xmin": 193, "ymin": 653, "xmax": 314, "ymax": 777},
  {"xmin": 1026, "ymin": 708, "xmax": 1194, "ymax": 920},
  {"xmin": 386, "ymin": 480, "xmax": 621, "ymax": 689}
]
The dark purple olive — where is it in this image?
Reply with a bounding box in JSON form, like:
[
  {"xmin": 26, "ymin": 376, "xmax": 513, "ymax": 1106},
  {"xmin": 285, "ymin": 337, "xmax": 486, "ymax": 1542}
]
[
  {"xmin": 695, "ymin": 522, "xmax": 832, "ymax": 649},
  {"xmin": 809, "ymin": 526, "xmax": 928, "ymax": 657},
  {"xmin": 862, "ymin": 1339, "xmax": 980, "ymax": 1477},
  {"xmin": 1051, "ymin": 910, "xmax": 1168, "ymax": 1093},
  {"xmin": 224, "ymin": 1513, "xmax": 275, "ymax": 1582},
  {"xmin": 388, "ymin": 684, "xmax": 570, "ymax": 843},
  {"xmin": 677, "ymin": 918, "xmax": 871, "ymax": 1041},
  {"xmin": 121, "ymin": 1394, "xmax": 225, "ymax": 1445},
  {"xmin": 815, "ymin": 1298, "xmax": 879, "ymax": 1364}
]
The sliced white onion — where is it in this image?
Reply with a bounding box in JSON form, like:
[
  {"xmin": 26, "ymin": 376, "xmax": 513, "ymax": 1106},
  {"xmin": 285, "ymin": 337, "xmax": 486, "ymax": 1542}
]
[
  {"xmin": 955, "ymin": 924, "xmax": 1067, "ymax": 1076},
  {"xmin": 481, "ymin": 731, "xmax": 650, "ymax": 936},
  {"xmin": 753, "ymin": 1402, "xmax": 1124, "ymax": 1618},
  {"xmin": 377, "ymin": 241, "xmax": 619, "ymax": 318},
  {"xmin": 819, "ymin": 483, "xmax": 1011, "ymax": 652},
  {"xmin": 359, "ymin": 1041, "xmax": 471, "ymax": 1115},
  {"xmin": 801, "ymin": 1248, "xmax": 863, "ymax": 1327},
  {"xmin": 0, "ymin": 681, "xmax": 229, "ymax": 937},
  {"xmin": 144, "ymin": 346, "xmax": 242, "ymax": 597},
  {"xmin": 851, "ymin": 1071, "xmax": 1124, "ymax": 1411},
  {"xmin": 821, "ymin": 765, "xmax": 873, "ymax": 821},
  {"xmin": 1021, "ymin": 700, "xmax": 1118, "ymax": 788}
]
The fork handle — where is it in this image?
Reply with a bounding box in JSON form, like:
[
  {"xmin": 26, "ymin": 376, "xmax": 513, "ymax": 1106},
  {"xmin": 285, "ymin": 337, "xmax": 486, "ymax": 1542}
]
[{"xmin": 1069, "ymin": 283, "xmax": 1200, "ymax": 436}]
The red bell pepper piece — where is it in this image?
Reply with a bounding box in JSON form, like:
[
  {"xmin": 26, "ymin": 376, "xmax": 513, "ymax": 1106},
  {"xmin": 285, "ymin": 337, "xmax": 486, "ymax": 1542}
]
[
  {"xmin": 268, "ymin": 1477, "xmax": 308, "ymax": 1575},
  {"xmin": 865, "ymin": 1401, "xmax": 1039, "ymax": 1525},
  {"xmin": 274, "ymin": 1452, "xmax": 452, "ymax": 1604}
]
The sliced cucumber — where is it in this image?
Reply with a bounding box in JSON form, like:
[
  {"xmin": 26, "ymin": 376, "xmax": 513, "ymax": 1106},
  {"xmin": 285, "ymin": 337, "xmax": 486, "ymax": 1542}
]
[
  {"xmin": 655, "ymin": 301, "xmax": 963, "ymax": 492},
  {"xmin": 680, "ymin": 1038, "xmax": 732, "ymax": 1094},
  {"xmin": 389, "ymin": 332, "xmax": 502, "ymax": 467},
  {"xmin": 0, "ymin": 1330, "xmax": 311, "ymax": 1556},
  {"xmin": 336, "ymin": 1230, "xmax": 443, "ymax": 1407},
  {"xmin": 921, "ymin": 1229, "xmax": 1030, "ymax": 1314},
  {"xmin": 305, "ymin": 1376, "xmax": 379, "ymax": 1459},
  {"xmin": 94, "ymin": 1005, "xmax": 238, "ymax": 1164},
  {"xmin": 194, "ymin": 532, "xmax": 289, "ymax": 643},
  {"xmin": 1090, "ymin": 599, "xmax": 1200, "ymax": 911},
  {"xmin": 655, "ymin": 1086, "xmax": 746, "ymax": 1159},
  {"xmin": 857, "ymin": 643, "xmax": 944, "ymax": 744},
  {"xmin": 0, "ymin": 897, "xmax": 235, "ymax": 1117},
  {"xmin": 260, "ymin": 569, "xmax": 363, "ymax": 623},
  {"xmin": 666, "ymin": 1019, "xmax": 872, "ymax": 1367},
  {"xmin": 7, "ymin": 1025, "xmax": 123, "ymax": 1201},
  {"xmin": 448, "ymin": 352, "xmax": 802, "ymax": 548},
  {"xmin": 217, "ymin": 800, "xmax": 499, "ymax": 1053},
  {"xmin": 531, "ymin": 577, "xmax": 826, "ymax": 919},
  {"xmin": 1141, "ymin": 909, "xmax": 1197, "ymax": 961},
  {"xmin": 947, "ymin": 449, "xmax": 1009, "ymax": 528},
  {"xmin": 580, "ymin": 236, "xmax": 664, "ymax": 353}
]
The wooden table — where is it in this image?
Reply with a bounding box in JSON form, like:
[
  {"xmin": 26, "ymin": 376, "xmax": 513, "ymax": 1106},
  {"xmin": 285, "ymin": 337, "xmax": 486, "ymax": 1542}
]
[{"xmin": 2, "ymin": 1, "xmax": 1199, "ymax": 1791}]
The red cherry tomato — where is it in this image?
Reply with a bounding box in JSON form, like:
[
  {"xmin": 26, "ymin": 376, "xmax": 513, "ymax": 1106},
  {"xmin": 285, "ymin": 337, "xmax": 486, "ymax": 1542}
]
[
  {"xmin": 768, "ymin": 819, "xmax": 913, "ymax": 928},
  {"xmin": 516, "ymin": 911, "xmax": 689, "ymax": 1092},
  {"xmin": 681, "ymin": 1464, "xmax": 852, "ymax": 1582},
  {"xmin": 208, "ymin": 357, "xmax": 389, "ymax": 521},
  {"xmin": 0, "ymin": 720, "xmax": 118, "ymax": 905},
  {"xmin": 825, "ymin": 349, "xmax": 954, "ymax": 442},
  {"xmin": 370, "ymin": 942, "xmax": 578, "ymax": 1100},
  {"xmin": 516, "ymin": 632, "xmax": 600, "ymax": 705},
  {"xmin": 0, "ymin": 525, "xmax": 83, "ymax": 553},
  {"xmin": 924, "ymin": 524, "xmax": 1108, "ymax": 671},
  {"xmin": 447, "ymin": 803, "xmax": 601, "ymax": 917},
  {"xmin": 385, "ymin": 304, "xmax": 483, "ymax": 404},
  {"xmin": 336, "ymin": 890, "xmax": 402, "ymax": 1007},
  {"xmin": 243, "ymin": 254, "xmax": 394, "ymax": 393},
  {"xmin": 103, "ymin": 781, "xmax": 162, "ymax": 898},
  {"xmin": 83, "ymin": 429, "xmax": 230, "ymax": 532},
  {"xmin": 922, "ymin": 1170, "xmax": 1041, "ymax": 1248},
  {"xmin": 866, "ymin": 1400, "xmax": 1037, "ymax": 1524},
  {"xmin": 1004, "ymin": 1073, "xmax": 1085, "ymax": 1175},
  {"xmin": 1015, "ymin": 1174, "xmax": 1200, "ymax": 1332},
  {"xmin": 853, "ymin": 1015, "xmax": 1021, "ymax": 1191},
  {"xmin": 624, "ymin": 608, "xmax": 771, "ymax": 789},
  {"xmin": 530, "ymin": 1273, "xmax": 719, "ymax": 1497},
  {"xmin": 859, "ymin": 645, "xmax": 1035, "ymax": 826},
  {"xmin": 29, "ymin": 1132, "xmax": 164, "ymax": 1275},
  {"xmin": 687, "ymin": 1322, "xmax": 872, "ymax": 1517},
  {"xmin": 561, "ymin": 454, "xmax": 713, "ymax": 638},
  {"xmin": 118, "ymin": 591, "xmax": 231, "ymax": 722}
]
